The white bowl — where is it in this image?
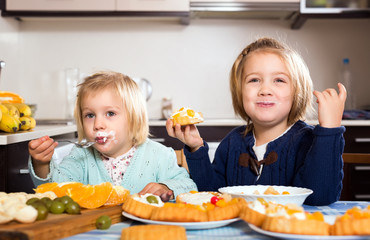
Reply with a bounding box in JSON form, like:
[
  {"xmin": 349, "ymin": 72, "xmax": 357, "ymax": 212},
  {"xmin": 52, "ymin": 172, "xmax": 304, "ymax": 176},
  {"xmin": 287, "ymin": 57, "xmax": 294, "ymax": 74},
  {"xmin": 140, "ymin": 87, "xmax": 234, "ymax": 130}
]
[{"xmin": 219, "ymin": 185, "xmax": 313, "ymax": 206}]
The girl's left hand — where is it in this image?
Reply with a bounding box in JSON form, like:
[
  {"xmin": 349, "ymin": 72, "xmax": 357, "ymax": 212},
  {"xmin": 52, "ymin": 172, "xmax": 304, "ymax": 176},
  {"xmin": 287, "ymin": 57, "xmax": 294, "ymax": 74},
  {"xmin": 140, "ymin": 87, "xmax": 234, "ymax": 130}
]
[
  {"xmin": 138, "ymin": 183, "xmax": 174, "ymax": 202},
  {"xmin": 313, "ymin": 83, "xmax": 347, "ymax": 128}
]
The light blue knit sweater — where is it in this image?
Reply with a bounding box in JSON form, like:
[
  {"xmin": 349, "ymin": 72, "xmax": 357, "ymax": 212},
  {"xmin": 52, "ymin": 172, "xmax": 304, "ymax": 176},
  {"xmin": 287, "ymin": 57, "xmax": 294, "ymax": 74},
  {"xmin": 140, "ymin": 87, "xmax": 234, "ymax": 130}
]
[{"xmin": 29, "ymin": 139, "xmax": 197, "ymax": 197}]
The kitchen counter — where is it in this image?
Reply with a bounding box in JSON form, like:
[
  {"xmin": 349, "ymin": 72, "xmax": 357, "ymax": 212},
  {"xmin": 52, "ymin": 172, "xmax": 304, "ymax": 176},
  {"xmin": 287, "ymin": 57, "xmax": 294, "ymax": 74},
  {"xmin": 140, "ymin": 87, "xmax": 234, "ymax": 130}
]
[
  {"xmin": 149, "ymin": 119, "xmax": 370, "ymax": 127},
  {"xmin": 0, "ymin": 124, "xmax": 77, "ymax": 145},
  {"xmin": 1, "ymin": 119, "xmax": 368, "ymax": 145}
]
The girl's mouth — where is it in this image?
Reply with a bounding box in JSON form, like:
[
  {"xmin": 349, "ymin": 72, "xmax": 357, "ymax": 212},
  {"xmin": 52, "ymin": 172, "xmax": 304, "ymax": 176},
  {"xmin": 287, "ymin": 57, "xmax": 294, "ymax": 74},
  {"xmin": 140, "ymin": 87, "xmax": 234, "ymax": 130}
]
[
  {"xmin": 95, "ymin": 136, "xmax": 108, "ymax": 144},
  {"xmin": 94, "ymin": 131, "xmax": 115, "ymax": 144},
  {"xmin": 256, "ymin": 101, "xmax": 276, "ymax": 108},
  {"xmin": 95, "ymin": 131, "xmax": 109, "ymax": 144}
]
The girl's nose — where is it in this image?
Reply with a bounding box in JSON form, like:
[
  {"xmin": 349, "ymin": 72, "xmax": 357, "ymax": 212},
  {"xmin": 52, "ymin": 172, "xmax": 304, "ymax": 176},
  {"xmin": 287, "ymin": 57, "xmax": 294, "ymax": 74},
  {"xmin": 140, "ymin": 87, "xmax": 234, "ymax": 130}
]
[
  {"xmin": 94, "ymin": 116, "xmax": 106, "ymax": 130},
  {"xmin": 258, "ymin": 82, "xmax": 272, "ymax": 96}
]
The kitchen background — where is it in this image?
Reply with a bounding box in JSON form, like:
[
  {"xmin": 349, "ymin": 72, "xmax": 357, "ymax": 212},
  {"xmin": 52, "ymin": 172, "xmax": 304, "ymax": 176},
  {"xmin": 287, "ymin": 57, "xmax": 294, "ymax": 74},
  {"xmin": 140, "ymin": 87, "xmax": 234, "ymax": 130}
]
[{"xmin": 0, "ymin": 15, "xmax": 369, "ymax": 120}]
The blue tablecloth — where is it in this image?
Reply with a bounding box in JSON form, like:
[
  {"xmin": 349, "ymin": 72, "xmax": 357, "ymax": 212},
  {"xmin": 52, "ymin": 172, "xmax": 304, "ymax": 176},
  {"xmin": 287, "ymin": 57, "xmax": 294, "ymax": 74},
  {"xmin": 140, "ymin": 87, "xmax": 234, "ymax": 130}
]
[{"xmin": 64, "ymin": 201, "xmax": 370, "ymax": 240}]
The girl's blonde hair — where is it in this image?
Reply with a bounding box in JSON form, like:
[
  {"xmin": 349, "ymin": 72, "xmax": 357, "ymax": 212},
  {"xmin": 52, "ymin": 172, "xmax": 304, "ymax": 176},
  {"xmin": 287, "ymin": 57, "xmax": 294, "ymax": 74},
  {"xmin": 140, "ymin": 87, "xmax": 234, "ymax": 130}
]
[
  {"xmin": 230, "ymin": 37, "xmax": 314, "ymax": 133},
  {"xmin": 74, "ymin": 71, "xmax": 149, "ymax": 146}
]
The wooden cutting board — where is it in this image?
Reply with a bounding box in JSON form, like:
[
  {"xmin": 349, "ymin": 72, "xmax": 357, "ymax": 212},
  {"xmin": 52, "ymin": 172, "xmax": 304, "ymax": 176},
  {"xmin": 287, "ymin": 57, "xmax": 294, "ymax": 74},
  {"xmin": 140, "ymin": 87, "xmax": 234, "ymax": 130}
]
[{"xmin": 0, "ymin": 205, "xmax": 124, "ymax": 240}]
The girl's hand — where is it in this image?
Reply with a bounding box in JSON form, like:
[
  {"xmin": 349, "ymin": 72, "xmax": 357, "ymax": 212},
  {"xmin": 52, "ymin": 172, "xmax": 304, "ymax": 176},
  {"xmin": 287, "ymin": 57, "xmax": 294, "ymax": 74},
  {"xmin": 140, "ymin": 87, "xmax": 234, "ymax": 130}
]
[
  {"xmin": 28, "ymin": 136, "xmax": 58, "ymax": 177},
  {"xmin": 139, "ymin": 183, "xmax": 174, "ymax": 202},
  {"xmin": 165, "ymin": 119, "xmax": 204, "ymax": 152},
  {"xmin": 313, "ymin": 83, "xmax": 347, "ymax": 128}
]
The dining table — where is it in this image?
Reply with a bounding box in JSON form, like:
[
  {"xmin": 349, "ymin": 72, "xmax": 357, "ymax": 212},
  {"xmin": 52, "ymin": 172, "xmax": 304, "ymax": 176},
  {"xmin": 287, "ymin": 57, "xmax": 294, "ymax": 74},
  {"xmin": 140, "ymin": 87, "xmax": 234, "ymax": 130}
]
[{"xmin": 63, "ymin": 201, "xmax": 370, "ymax": 240}]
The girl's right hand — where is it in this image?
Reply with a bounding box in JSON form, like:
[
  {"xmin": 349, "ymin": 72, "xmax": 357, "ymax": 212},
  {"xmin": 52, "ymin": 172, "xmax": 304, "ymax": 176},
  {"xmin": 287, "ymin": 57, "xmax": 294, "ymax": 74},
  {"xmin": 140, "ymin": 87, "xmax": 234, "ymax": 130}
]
[
  {"xmin": 28, "ymin": 136, "xmax": 58, "ymax": 165},
  {"xmin": 165, "ymin": 119, "xmax": 204, "ymax": 152}
]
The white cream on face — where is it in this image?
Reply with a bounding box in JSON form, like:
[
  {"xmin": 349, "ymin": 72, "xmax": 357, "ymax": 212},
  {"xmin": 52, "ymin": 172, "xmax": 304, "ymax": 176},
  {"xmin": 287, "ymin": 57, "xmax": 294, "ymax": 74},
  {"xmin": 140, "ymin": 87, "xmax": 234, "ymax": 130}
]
[{"xmin": 95, "ymin": 130, "xmax": 116, "ymax": 144}]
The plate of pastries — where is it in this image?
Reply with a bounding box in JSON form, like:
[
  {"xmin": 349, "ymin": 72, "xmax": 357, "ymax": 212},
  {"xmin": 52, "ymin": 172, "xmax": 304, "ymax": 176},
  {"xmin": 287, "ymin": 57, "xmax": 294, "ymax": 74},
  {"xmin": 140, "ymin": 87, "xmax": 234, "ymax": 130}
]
[
  {"xmin": 121, "ymin": 191, "xmax": 244, "ymax": 230},
  {"xmin": 240, "ymin": 197, "xmax": 370, "ymax": 239}
]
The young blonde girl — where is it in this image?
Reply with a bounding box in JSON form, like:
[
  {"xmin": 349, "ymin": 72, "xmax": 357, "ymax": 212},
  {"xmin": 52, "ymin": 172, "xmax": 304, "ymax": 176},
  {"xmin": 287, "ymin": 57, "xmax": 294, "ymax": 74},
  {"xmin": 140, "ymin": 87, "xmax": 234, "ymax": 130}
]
[
  {"xmin": 166, "ymin": 38, "xmax": 346, "ymax": 205},
  {"xmin": 29, "ymin": 71, "xmax": 197, "ymax": 201}
]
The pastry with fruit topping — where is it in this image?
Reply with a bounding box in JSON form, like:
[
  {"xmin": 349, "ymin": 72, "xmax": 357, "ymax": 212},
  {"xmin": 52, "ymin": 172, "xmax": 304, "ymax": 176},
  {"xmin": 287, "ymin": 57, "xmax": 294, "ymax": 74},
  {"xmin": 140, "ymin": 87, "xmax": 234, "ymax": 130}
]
[
  {"xmin": 173, "ymin": 191, "xmax": 244, "ymax": 221},
  {"xmin": 240, "ymin": 198, "xmax": 273, "ymax": 227},
  {"xmin": 331, "ymin": 205, "xmax": 370, "ymax": 235},
  {"xmin": 122, "ymin": 193, "xmax": 163, "ymax": 219},
  {"xmin": 151, "ymin": 202, "xmax": 208, "ymax": 222},
  {"xmin": 170, "ymin": 107, "xmax": 204, "ymax": 126},
  {"xmin": 121, "ymin": 224, "xmax": 186, "ymax": 240},
  {"xmin": 261, "ymin": 203, "xmax": 329, "ymax": 235}
]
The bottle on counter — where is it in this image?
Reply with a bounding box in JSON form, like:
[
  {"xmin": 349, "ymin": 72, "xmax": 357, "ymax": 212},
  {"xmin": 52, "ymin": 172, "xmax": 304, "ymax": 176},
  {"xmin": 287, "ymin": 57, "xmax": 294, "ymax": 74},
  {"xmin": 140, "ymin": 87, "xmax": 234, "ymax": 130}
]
[
  {"xmin": 341, "ymin": 58, "xmax": 356, "ymax": 110},
  {"xmin": 161, "ymin": 97, "xmax": 173, "ymax": 120}
]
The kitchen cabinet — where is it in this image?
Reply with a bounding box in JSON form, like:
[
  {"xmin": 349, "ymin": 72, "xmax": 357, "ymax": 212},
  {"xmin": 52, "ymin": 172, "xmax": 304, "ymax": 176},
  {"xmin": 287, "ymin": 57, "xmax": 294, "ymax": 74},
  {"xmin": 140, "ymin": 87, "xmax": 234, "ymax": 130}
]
[
  {"xmin": 4, "ymin": 0, "xmax": 116, "ymax": 11},
  {"xmin": 341, "ymin": 126, "xmax": 370, "ymax": 201},
  {"xmin": 117, "ymin": 0, "xmax": 189, "ymax": 12},
  {"xmin": 0, "ymin": 0, "xmax": 189, "ymax": 18},
  {"xmin": 0, "ymin": 125, "xmax": 77, "ymax": 193},
  {"xmin": 149, "ymin": 120, "xmax": 370, "ymax": 201}
]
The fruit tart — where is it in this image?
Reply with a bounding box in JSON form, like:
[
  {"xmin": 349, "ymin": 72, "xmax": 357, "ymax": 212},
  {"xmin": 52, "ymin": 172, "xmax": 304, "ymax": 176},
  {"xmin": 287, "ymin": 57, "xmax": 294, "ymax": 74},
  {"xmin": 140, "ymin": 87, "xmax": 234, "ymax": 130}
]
[
  {"xmin": 175, "ymin": 191, "xmax": 245, "ymax": 221},
  {"xmin": 151, "ymin": 202, "xmax": 208, "ymax": 222},
  {"xmin": 240, "ymin": 198, "xmax": 274, "ymax": 227},
  {"xmin": 170, "ymin": 107, "xmax": 203, "ymax": 126},
  {"xmin": 121, "ymin": 224, "xmax": 186, "ymax": 240},
  {"xmin": 261, "ymin": 203, "xmax": 329, "ymax": 235},
  {"xmin": 331, "ymin": 205, "xmax": 370, "ymax": 235},
  {"xmin": 122, "ymin": 193, "xmax": 163, "ymax": 219}
]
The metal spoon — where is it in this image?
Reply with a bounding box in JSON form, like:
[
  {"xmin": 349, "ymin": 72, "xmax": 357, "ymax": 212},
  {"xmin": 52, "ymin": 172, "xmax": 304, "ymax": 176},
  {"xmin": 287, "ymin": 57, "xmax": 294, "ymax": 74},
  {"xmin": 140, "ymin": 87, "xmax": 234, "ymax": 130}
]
[{"xmin": 58, "ymin": 140, "xmax": 95, "ymax": 148}]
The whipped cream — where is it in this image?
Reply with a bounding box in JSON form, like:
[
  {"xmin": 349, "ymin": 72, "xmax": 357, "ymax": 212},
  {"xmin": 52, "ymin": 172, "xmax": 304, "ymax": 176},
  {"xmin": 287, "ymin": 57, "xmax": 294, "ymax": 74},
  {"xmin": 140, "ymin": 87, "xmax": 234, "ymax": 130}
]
[
  {"xmin": 248, "ymin": 199, "xmax": 267, "ymax": 214},
  {"xmin": 178, "ymin": 192, "xmax": 217, "ymax": 205},
  {"xmin": 133, "ymin": 193, "xmax": 164, "ymax": 207}
]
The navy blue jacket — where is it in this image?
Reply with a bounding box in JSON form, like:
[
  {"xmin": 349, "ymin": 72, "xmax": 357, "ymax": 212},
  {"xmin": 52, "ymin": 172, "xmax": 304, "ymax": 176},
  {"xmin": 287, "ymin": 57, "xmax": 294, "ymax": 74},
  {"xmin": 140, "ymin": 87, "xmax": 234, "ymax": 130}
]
[{"xmin": 184, "ymin": 120, "xmax": 345, "ymax": 206}]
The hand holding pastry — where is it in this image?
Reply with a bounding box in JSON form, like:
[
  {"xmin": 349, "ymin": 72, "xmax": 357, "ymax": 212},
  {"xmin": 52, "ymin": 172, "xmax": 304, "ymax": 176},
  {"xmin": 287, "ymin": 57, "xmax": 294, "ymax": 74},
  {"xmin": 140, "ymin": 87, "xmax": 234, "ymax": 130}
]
[
  {"xmin": 166, "ymin": 107, "xmax": 204, "ymax": 152},
  {"xmin": 166, "ymin": 119, "xmax": 204, "ymax": 152},
  {"xmin": 138, "ymin": 182, "xmax": 174, "ymax": 202}
]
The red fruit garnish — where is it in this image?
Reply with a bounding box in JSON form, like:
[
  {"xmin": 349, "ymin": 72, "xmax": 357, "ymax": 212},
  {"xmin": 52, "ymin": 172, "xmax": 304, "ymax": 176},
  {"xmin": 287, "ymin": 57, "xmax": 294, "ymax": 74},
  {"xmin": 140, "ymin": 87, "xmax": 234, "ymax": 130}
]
[{"xmin": 210, "ymin": 196, "xmax": 220, "ymax": 204}]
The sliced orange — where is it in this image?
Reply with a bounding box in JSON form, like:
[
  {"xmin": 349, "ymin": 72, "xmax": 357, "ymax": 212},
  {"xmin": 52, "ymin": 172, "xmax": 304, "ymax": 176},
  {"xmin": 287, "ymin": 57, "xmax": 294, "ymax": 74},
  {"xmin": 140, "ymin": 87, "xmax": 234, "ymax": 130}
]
[
  {"xmin": 104, "ymin": 185, "xmax": 130, "ymax": 206},
  {"xmin": 53, "ymin": 182, "xmax": 84, "ymax": 197},
  {"xmin": 67, "ymin": 184, "xmax": 95, "ymax": 203},
  {"xmin": 0, "ymin": 91, "xmax": 25, "ymax": 103},
  {"xmin": 34, "ymin": 182, "xmax": 58, "ymax": 193},
  {"xmin": 77, "ymin": 182, "xmax": 113, "ymax": 209}
]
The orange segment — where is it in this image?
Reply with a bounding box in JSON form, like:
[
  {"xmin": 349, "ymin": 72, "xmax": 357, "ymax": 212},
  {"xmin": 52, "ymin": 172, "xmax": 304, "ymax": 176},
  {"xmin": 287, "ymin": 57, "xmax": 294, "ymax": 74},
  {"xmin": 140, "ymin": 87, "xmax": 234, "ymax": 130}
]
[
  {"xmin": 53, "ymin": 182, "xmax": 84, "ymax": 197},
  {"xmin": 0, "ymin": 91, "xmax": 25, "ymax": 103},
  {"xmin": 104, "ymin": 185, "xmax": 130, "ymax": 206},
  {"xmin": 187, "ymin": 109, "xmax": 195, "ymax": 117},
  {"xmin": 34, "ymin": 182, "xmax": 58, "ymax": 193},
  {"xmin": 67, "ymin": 184, "xmax": 95, "ymax": 203},
  {"xmin": 77, "ymin": 182, "xmax": 113, "ymax": 209}
]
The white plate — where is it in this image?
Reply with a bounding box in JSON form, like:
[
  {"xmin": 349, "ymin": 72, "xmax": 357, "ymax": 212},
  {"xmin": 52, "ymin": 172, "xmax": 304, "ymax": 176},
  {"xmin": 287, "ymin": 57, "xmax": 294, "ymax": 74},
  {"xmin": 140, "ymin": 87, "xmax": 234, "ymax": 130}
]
[
  {"xmin": 219, "ymin": 185, "xmax": 313, "ymax": 205},
  {"xmin": 122, "ymin": 211, "xmax": 240, "ymax": 230},
  {"xmin": 248, "ymin": 223, "xmax": 370, "ymax": 240}
]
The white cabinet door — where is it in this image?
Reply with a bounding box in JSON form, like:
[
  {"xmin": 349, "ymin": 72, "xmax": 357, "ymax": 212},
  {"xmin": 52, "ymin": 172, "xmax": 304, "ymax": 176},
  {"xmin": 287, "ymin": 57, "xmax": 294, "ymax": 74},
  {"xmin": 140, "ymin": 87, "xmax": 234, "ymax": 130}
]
[
  {"xmin": 117, "ymin": 0, "xmax": 189, "ymax": 11},
  {"xmin": 190, "ymin": 0, "xmax": 298, "ymax": 2},
  {"xmin": 6, "ymin": 0, "xmax": 116, "ymax": 11}
]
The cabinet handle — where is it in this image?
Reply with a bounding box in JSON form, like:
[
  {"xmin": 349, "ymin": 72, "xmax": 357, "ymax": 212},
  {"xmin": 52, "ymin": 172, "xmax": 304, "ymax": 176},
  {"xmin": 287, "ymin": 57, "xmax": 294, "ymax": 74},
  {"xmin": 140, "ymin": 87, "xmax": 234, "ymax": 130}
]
[
  {"xmin": 354, "ymin": 166, "xmax": 370, "ymax": 171},
  {"xmin": 19, "ymin": 169, "xmax": 30, "ymax": 174},
  {"xmin": 355, "ymin": 194, "xmax": 370, "ymax": 199},
  {"xmin": 355, "ymin": 138, "xmax": 370, "ymax": 143}
]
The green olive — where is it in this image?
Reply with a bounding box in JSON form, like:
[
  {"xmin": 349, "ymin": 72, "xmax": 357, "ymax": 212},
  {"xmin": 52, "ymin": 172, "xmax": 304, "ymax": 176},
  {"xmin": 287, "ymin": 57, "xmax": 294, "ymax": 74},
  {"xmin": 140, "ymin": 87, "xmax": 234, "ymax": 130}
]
[
  {"xmin": 26, "ymin": 197, "xmax": 40, "ymax": 205},
  {"xmin": 40, "ymin": 197, "xmax": 53, "ymax": 210},
  {"xmin": 57, "ymin": 195, "xmax": 74, "ymax": 205},
  {"xmin": 50, "ymin": 200, "xmax": 65, "ymax": 214},
  {"xmin": 146, "ymin": 195, "xmax": 158, "ymax": 204},
  {"xmin": 65, "ymin": 201, "xmax": 81, "ymax": 215},
  {"xmin": 96, "ymin": 215, "xmax": 112, "ymax": 230},
  {"xmin": 34, "ymin": 204, "xmax": 49, "ymax": 220}
]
